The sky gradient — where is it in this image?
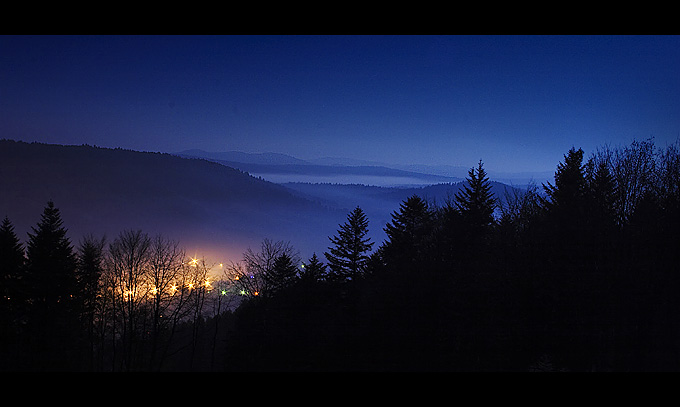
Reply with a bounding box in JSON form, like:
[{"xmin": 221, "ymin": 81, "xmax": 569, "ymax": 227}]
[{"xmin": 1, "ymin": 35, "xmax": 678, "ymax": 174}]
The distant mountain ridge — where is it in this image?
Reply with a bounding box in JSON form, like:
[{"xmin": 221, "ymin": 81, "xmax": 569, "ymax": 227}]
[
  {"xmin": 176, "ymin": 149, "xmax": 551, "ymax": 187},
  {"xmin": 0, "ymin": 140, "xmax": 346, "ymax": 262},
  {"xmin": 282, "ymin": 180, "xmax": 522, "ymax": 236},
  {"xmin": 177, "ymin": 149, "xmax": 310, "ymax": 166},
  {"xmin": 1, "ymin": 140, "xmax": 530, "ymax": 265},
  {"xmin": 176, "ymin": 149, "xmax": 463, "ymax": 186}
]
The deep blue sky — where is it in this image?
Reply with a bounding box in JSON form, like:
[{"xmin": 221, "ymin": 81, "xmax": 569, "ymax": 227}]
[{"xmin": 1, "ymin": 35, "xmax": 678, "ymax": 174}]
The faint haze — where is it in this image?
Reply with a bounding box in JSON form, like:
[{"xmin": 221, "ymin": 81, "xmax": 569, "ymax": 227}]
[{"xmin": 0, "ymin": 140, "xmax": 526, "ymax": 269}]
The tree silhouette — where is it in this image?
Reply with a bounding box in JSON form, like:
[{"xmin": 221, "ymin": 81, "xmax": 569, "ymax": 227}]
[
  {"xmin": 454, "ymin": 160, "xmax": 497, "ymax": 231},
  {"xmin": 611, "ymin": 139, "xmax": 657, "ymax": 226},
  {"xmin": 0, "ymin": 216, "xmax": 26, "ymax": 369},
  {"xmin": 266, "ymin": 252, "xmax": 299, "ymax": 296},
  {"xmin": 584, "ymin": 155, "xmax": 619, "ymax": 261},
  {"xmin": 227, "ymin": 239, "xmax": 300, "ymax": 299},
  {"xmin": 0, "ymin": 216, "xmax": 25, "ymax": 288},
  {"xmin": 76, "ymin": 234, "xmax": 106, "ymax": 371},
  {"xmin": 543, "ymin": 147, "xmax": 587, "ymax": 217},
  {"xmin": 381, "ymin": 195, "xmax": 436, "ymax": 274},
  {"xmin": 454, "ymin": 160, "xmax": 497, "ymax": 258},
  {"xmin": 0, "ymin": 216, "xmax": 26, "ymax": 310},
  {"xmin": 24, "ymin": 201, "xmax": 80, "ymax": 370},
  {"xmin": 449, "ymin": 160, "xmax": 498, "ymax": 272},
  {"xmin": 106, "ymin": 229, "xmax": 152, "ymax": 371},
  {"xmin": 25, "ymin": 201, "xmax": 78, "ymax": 306},
  {"xmin": 299, "ymin": 253, "xmax": 326, "ymax": 285},
  {"xmin": 325, "ymin": 206, "xmax": 374, "ymax": 282},
  {"xmin": 145, "ymin": 234, "xmax": 185, "ymax": 371}
]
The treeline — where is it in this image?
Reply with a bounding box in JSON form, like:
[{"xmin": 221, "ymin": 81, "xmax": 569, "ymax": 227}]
[
  {"xmin": 222, "ymin": 138, "xmax": 680, "ymax": 371},
  {"xmin": 0, "ymin": 207, "xmax": 236, "ymax": 371},
  {"xmin": 2, "ymin": 138, "xmax": 679, "ymax": 371}
]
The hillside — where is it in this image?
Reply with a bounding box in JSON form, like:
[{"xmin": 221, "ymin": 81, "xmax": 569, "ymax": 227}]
[
  {"xmin": 177, "ymin": 149, "xmax": 310, "ymax": 165},
  {"xmin": 176, "ymin": 150, "xmax": 462, "ymax": 187},
  {"xmin": 0, "ymin": 140, "xmax": 347, "ymax": 263},
  {"xmin": 1, "ymin": 140, "xmax": 529, "ymax": 265},
  {"xmin": 283, "ymin": 181, "xmax": 524, "ymax": 241}
]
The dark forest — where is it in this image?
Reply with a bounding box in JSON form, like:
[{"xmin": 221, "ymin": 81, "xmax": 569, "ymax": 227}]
[{"xmin": 1, "ymin": 138, "xmax": 679, "ymax": 371}]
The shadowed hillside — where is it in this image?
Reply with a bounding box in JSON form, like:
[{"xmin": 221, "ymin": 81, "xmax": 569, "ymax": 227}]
[
  {"xmin": 0, "ymin": 140, "xmax": 346, "ymax": 262},
  {"xmin": 176, "ymin": 150, "xmax": 462, "ymax": 187},
  {"xmin": 1, "ymin": 140, "xmax": 525, "ymax": 264},
  {"xmin": 283, "ymin": 181, "xmax": 524, "ymax": 243}
]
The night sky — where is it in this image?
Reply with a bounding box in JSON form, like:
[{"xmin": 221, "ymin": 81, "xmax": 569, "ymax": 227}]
[{"xmin": 1, "ymin": 35, "xmax": 678, "ymax": 175}]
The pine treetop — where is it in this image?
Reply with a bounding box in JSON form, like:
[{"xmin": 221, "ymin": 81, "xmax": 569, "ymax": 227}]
[
  {"xmin": 454, "ymin": 160, "xmax": 497, "ymax": 227},
  {"xmin": 325, "ymin": 206, "xmax": 373, "ymax": 281}
]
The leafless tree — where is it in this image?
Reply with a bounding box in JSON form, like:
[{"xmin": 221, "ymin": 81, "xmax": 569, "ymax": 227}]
[
  {"xmin": 146, "ymin": 234, "xmax": 184, "ymax": 370},
  {"xmin": 226, "ymin": 238, "xmax": 300, "ymax": 298},
  {"xmin": 654, "ymin": 139, "xmax": 680, "ymax": 208},
  {"xmin": 609, "ymin": 139, "xmax": 657, "ymax": 225},
  {"xmin": 105, "ymin": 229, "xmax": 151, "ymax": 371}
]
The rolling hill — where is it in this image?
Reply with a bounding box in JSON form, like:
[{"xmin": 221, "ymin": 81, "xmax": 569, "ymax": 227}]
[
  {"xmin": 0, "ymin": 140, "xmax": 348, "ymax": 263},
  {"xmin": 1, "ymin": 140, "xmax": 528, "ymax": 266},
  {"xmin": 176, "ymin": 149, "xmax": 463, "ymax": 187}
]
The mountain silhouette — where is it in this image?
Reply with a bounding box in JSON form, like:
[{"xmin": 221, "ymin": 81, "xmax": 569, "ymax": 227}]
[
  {"xmin": 177, "ymin": 149, "xmax": 310, "ymax": 165},
  {"xmin": 0, "ymin": 140, "xmax": 346, "ymax": 263},
  {"xmin": 1, "ymin": 140, "xmax": 526, "ymax": 264},
  {"xmin": 176, "ymin": 149, "xmax": 462, "ymax": 186}
]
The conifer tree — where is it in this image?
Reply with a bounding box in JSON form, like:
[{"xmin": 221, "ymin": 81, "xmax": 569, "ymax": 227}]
[
  {"xmin": 0, "ymin": 216, "xmax": 26, "ymax": 353},
  {"xmin": 450, "ymin": 159, "xmax": 498, "ymax": 264},
  {"xmin": 543, "ymin": 147, "xmax": 587, "ymax": 217},
  {"xmin": 76, "ymin": 234, "xmax": 106, "ymax": 369},
  {"xmin": 24, "ymin": 201, "xmax": 80, "ymax": 369},
  {"xmin": 585, "ymin": 156, "xmax": 618, "ymax": 233},
  {"xmin": 76, "ymin": 235, "xmax": 106, "ymax": 318},
  {"xmin": 299, "ymin": 253, "xmax": 327, "ymax": 284},
  {"xmin": 541, "ymin": 147, "xmax": 590, "ymax": 265},
  {"xmin": 0, "ymin": 216, "xmax": 26, "ymax": 304},
  {"xmin": 325, "ymin": 206, "xmax": 373, "ymax": 282},
  {"xmin": 25, "ymin": 202, "xmax": 78, "ymax": 309},
  {"xmin": 382, "ymin": 195, "xmax": 436, "ymax": 274},
  {"xmin": 266, "ymin": 252, "xmax": 299, "ymax": 295},
  {"xmin": 454, "ymin": 159, "xmax": 497, "ymax": 231}
]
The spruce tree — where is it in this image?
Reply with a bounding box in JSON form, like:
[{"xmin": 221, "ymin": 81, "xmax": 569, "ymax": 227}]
[
  {"xmin": 543, "ymin": 147, "xmax": 587, "ymax": 217},
  {"xmin": 25, "ymin": 201, "xmax": 78, "ymax": 308},
  {"xmin": 382, "ymin": 195, "xmax": 436, "ymax": 274},
  {"xmin": 585, "ymin": 157, "xmax": 618, "ymax": 233},
  {"xmin": 0, "ymin": 216, "xmax": 26, "ymax": 359},
  {"xmin": 299, "ymin": 253, "xmax": 327, "ymax": 284},
  {"xmin": 325, "ymin": 206, "xmax": 373, "ymax": 282},
  {"xmin": 266, "ymin": 252, "xmax": 299, "ymax": 295},
  {"xmin": 454, "ymin": 159, "xmax": 497, "ymax": 231},
  {"xmin": 76, "ymin": 234, "xmax": 106, "ymax": 370},
  {"xmin": 24, "ymin": 201, "xmax": 80, "ymax": 369},
  {"xmin": 76, "ymin": 235, "xmax": 106, "ymax": 318},
  {"xmin": 0, "ymin": 216, "xmax": 26, "ymax": 307},
  {"xmin": 541, "ymin": 147, "xmax": 589, "ymax": 264}
]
